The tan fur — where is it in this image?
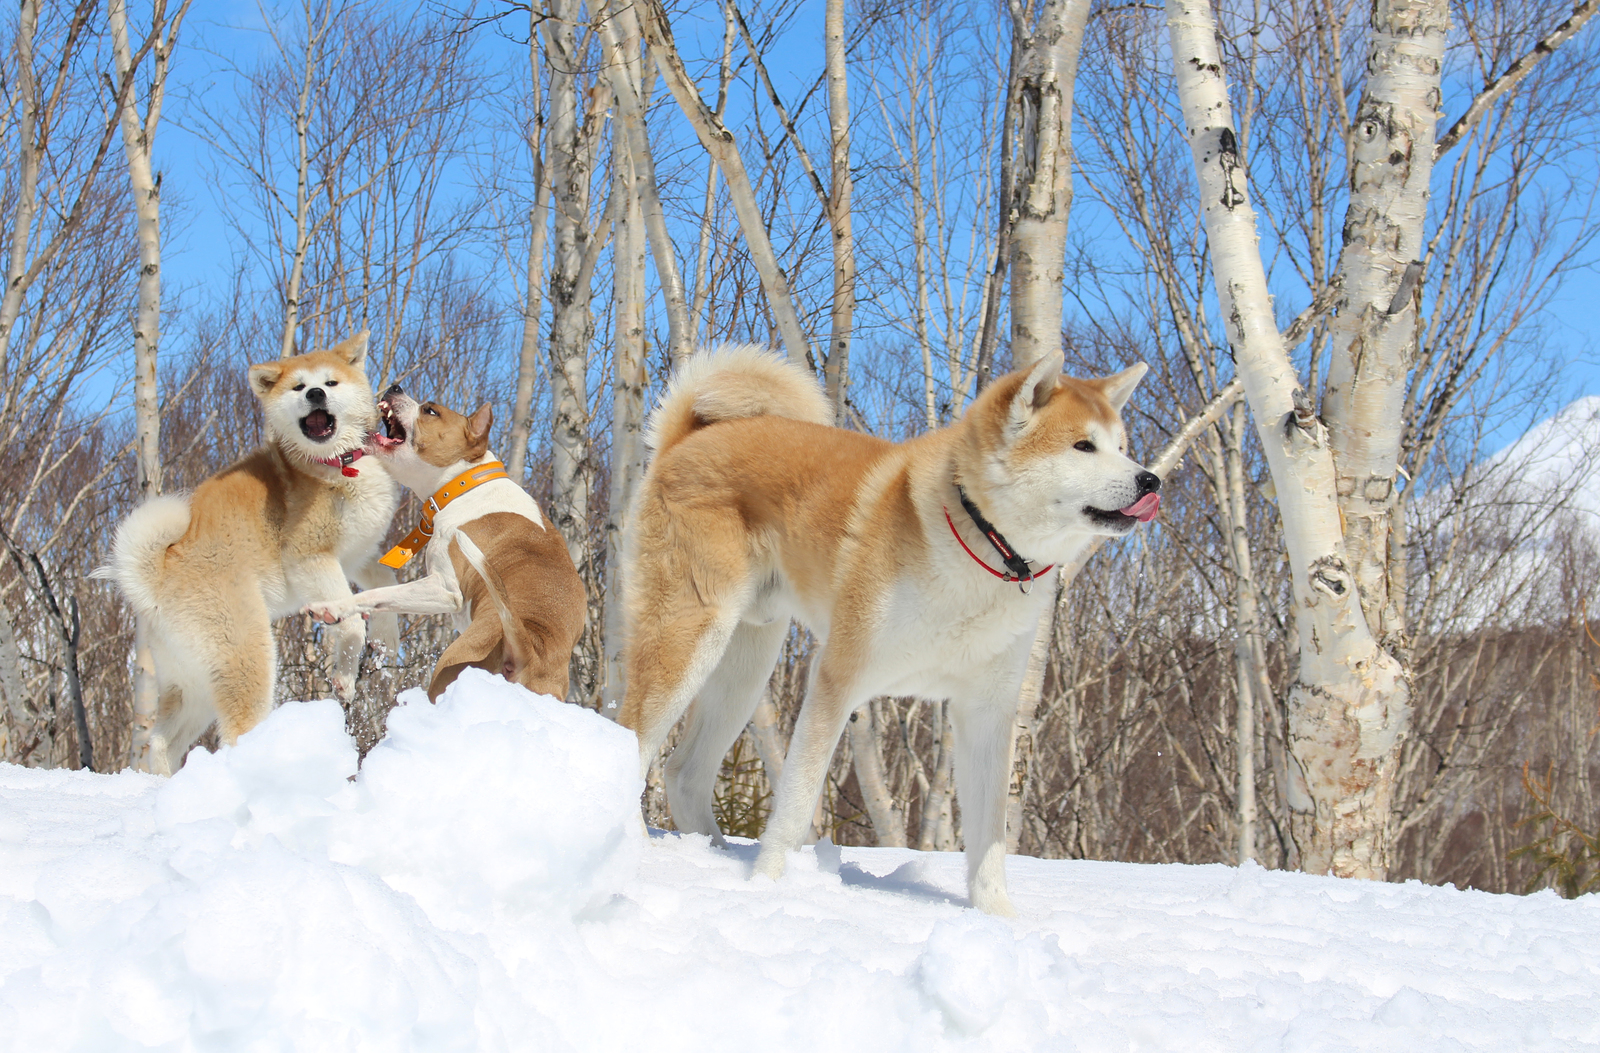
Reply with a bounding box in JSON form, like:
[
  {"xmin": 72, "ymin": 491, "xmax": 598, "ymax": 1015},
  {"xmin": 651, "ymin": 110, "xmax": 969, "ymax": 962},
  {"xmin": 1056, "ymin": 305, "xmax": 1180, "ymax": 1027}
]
[
  {"xmin": 306, "ymin": 393, "xmax": 586, "ymax": 703},
  {"xmin": 98, "ymin": 333, "xmax": 398, "ymax": 773},
  {"xmin": 438, "ymin": 516, "xmax": 585, "ymax": 700},
  {"xmin": 621, "ymin": 345, "xmax": 1158, "ymax": 916}
]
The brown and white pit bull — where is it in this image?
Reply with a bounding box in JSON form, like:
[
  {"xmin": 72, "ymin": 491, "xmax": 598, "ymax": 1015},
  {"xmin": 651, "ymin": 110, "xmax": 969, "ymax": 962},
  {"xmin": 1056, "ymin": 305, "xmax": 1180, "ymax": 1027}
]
[{"xmin": 305, "ymin": 387, "xmax": 586, "ymax": 701}]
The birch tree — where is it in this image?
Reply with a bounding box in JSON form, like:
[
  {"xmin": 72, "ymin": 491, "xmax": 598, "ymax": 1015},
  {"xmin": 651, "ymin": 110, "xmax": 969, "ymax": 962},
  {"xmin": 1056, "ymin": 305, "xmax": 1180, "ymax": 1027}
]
[
  {"xmin": 1161, "ymin": 0, "xmax": 1600, "ymax": 876},
  {"xmin": 506, "ymin": 2, "xmax": 552, "ymax": 483},
  {"xmin": 637, "ymin": 0, "xmax": 811, "ymax": 366},
  {"xmin": 992, "ymin": 0, "xmax": 1093, "ymax": 853},
  {"xmin": 107, "ymin": 0, "xmax": 190, "ymax": 773}
]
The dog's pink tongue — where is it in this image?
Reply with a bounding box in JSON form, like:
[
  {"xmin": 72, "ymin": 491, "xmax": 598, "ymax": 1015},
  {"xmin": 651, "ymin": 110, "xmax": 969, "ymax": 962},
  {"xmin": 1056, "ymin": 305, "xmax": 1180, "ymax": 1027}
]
[{"xmin": 1121, "ymin": 493, "xmax": 1161, "ymax": 523}]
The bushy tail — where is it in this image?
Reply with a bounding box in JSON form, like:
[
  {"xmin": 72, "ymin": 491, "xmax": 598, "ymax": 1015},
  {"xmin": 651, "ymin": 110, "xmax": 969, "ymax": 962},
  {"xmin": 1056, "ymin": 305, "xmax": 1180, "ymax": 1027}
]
[
  {"xmin": 643, "ymin": 344, "xmax": 832, "ymax": 456},
  {"xmin": 91, "ymin": 495, "xmax": 191, "ymax": 613}
]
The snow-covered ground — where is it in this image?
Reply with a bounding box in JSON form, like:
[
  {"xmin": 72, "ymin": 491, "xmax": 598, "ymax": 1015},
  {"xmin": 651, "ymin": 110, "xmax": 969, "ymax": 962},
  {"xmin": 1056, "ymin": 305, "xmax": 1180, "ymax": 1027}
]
[{"xmin": 3, "ymin": 671, "xmax": 1597, "ymax": 1051}]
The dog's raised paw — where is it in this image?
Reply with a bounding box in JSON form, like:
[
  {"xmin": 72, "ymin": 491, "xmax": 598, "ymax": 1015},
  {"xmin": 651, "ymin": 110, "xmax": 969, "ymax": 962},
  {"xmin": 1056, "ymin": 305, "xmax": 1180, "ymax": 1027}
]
[{"xmin": 304, "ymin": 601, "xmax": 354, "ymax": 625}]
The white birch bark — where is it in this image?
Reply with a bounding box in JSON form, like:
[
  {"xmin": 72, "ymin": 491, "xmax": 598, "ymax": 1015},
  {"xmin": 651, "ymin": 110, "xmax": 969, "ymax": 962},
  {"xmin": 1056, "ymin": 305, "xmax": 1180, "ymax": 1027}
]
[
  {"xmin": 507, "ymin": 6, "xmax": 550, "ymax": 484},
  {"xmin": 277, "ymin": 4, "xmax": 332, "ymax": 359},
  {"xmin": 637, "ymin": 0, "xmax": 811, "ymax": 367},
  {"xmin": 543, "ymin": 0, "xmax": 596, "ymax": 568},
  {"xmin": 1002, "ymin": 0, "xmax": 1092, "ymax": 851},
  {"xmin": 1321, "ymin": 0, "xmax": 1448, "ymax": 646},
  {"xmin": 822, "ymin": 0, "xmax": 855, "ymax": 417},
  {"xmin": 1223, "ymin": 402, "xmax": 1259, "ymax": 863},
  {"xmin": 1166, "ymin": 0, "xmax": 1407, "ymax": 879},
  {"xmin": 601, "ymin": 94, "xmax": 648, "ymax": 721},
  {"xmin": 1006, "ymin": 0, "xmax": 1091, "ymax": 369},
  {"xmin": 109, "ymin": 0, "xmax": 189, "ymax": 773},
  {"xmin": 848, "ymin": 702, "xmax": 906, "ymax": 847},
  {"xmin": 598, "ymin": 0, "xmax": 692, "ymax": 366}
]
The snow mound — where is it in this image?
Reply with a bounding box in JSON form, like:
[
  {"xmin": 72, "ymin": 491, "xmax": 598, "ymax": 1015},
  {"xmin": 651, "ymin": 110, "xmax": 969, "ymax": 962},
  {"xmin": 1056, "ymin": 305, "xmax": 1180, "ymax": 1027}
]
[
  {"xmin": 0, "ymin": 670, "xmax": 642, "ymax": 1049},
  {"xmin": 2, "ymin": 672, "xmax": 1599, "ymax": 1050}
]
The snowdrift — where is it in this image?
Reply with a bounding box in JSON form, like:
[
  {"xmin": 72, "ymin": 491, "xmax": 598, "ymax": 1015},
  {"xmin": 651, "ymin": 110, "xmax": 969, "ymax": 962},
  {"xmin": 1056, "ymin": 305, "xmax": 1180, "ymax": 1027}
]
[{"xmin": 2, "ymin": 669, "xmax": 1598, "ymax": 1050}]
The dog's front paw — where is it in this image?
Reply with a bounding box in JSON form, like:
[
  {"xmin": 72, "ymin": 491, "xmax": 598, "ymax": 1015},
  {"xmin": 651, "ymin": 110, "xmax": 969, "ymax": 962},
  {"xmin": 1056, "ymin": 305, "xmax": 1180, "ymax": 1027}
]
[
  {"xmin": 304, "ymin": 600, "xmax": 355, "ymax": 625},
  {"xmin": 332, "ymin": 671, "xmax": 358, "ymax": 702}
]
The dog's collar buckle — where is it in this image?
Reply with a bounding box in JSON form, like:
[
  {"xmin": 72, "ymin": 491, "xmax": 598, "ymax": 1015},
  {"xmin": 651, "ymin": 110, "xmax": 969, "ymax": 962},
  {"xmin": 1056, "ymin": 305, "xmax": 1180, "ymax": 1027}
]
[
  {"xmin": 315, "ymin": 448, "xmax": 365, "ymax": 478},
  {"xmin": 380, "ymin": 461, "xmax": 510, "ymax": 569},
  {"xmin": 945, "ymin": 485, "xmax": 1054, "ymax": 593}
]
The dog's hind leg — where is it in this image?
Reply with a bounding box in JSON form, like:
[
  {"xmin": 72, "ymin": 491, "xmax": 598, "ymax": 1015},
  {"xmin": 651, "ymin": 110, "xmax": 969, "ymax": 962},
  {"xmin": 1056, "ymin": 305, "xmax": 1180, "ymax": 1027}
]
[
  {"xmin": 753, "ymin": 642, "xmax": 867, "ymax": 881},
  {"xmin": 198, "ymin": 589, "xmax": 277, "ymax": 746},
  {"xmin": 623, "ymin": 602, "xmax": 745, "ymax": 780},
  {"xmin": 665, "ymin": 619, "xmax": 787, "ymax": 840}
]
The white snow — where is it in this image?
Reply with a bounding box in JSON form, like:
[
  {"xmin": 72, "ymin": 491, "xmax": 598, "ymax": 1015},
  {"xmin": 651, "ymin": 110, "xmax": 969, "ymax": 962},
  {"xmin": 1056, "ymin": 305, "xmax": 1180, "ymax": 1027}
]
[{"xmin": 3, "ymin": 669, "xmax": 1598, "ymax": 1050}]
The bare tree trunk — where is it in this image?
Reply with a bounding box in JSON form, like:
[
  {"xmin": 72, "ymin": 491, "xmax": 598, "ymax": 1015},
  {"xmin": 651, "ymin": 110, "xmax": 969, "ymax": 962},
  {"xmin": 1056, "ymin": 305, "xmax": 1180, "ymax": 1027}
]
[
  {"xmin": 822, "ymin": 0, "xmax": 855, "ymax": 417},
  {"xmin": 507, "ymin": 4, "xmax": 550, "ymax": 484},
  {"xmin": 1006, "ymin": 0, "xmax": 1090, "ymax": 369},
  {"xmin": 599, "ymin": 0, "xmax": 692, "ymax": 365},
  {"xmin": 1223, "ymin": 402, "xmax": 1259, "ymax": 863},
  {"xmin": 0, "ymin": 604, "xmax": 26, "ymax": 760},
  {"xmin": 919, "ymin": 702, "xmax": 957, "ymax": 851},
  {"xmin": 637, "ymin": 0, "xmax": 810, "ymax": 367},
  {"xmin": 277, "ymin": 3, "xmax": 334, "ymax": 358},
  {"xmin": 1167, "ymin": 0, "xmax": 1409, "ymax": 879},
  {"xmin": 1292, "ymin": 0, "xmax": 1449, "ymax": 874},
  {"xmin": 109, "ymin": 0, "xmax": 189, "ymax": 774},
  {"xmin": 602, "ymin": 84, "xmax": 648, "ymax": 721},
  {"xmin": 543, "ymin": 0, "xmax": 596, "ymax": 570},
  {"xmin": 1001, "ymin": 0, "xmax": 1092, "ymax": 854},
  {"xmin": 848, "ymin": 702, "xmax": 906, "ymax": 847}
]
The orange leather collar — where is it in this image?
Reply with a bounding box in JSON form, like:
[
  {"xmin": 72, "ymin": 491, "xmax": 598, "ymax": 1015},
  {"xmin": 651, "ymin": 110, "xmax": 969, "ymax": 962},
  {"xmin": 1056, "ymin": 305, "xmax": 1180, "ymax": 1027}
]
[{"xmin": 379, "ymin": 460, "xmax": 510, "ymax": 568}]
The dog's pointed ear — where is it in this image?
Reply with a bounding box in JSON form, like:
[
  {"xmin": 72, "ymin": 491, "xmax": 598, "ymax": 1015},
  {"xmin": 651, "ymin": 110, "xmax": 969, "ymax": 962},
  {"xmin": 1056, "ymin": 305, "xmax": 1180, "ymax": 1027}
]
[
  {"xmin": 248, "ymin": 361, "xmax": 284, "ymax": 397},
  {"xmin": 467, "ymin": 403, "xmax": 493, "ymax": 444},
  {"xmin": 331, "ymin": 330, "xmax": 370, "ymax": 368},
  {"xmin": 1099, "ymin": 362, "xmax": 1149, "ymax": 414},
  {"xmin": 1010, "ymin": 349, "xmax": 1065, "ymax": 427},
  {"xmin": 466, "ymin": 403, "xmax": 493, "ymax": 457}
]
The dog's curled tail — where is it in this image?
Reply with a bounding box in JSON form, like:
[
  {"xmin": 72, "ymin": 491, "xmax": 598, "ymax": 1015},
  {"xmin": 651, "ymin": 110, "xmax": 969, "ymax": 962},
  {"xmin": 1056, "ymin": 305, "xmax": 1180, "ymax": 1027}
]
[
  {"xmin": 644, "ymin": 344, "xmax": 832, "ymax": 455},
  {"xmin": 91, "ymin": 495, "xmax": 192, "ymax": 613}
]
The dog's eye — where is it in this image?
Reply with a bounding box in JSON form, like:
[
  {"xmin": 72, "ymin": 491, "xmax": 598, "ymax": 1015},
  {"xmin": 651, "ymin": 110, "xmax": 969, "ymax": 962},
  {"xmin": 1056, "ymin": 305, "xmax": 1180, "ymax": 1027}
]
[
  {"xmin": 292, "ymin": 383, "xmax": 305, "ymax": 392},
  {"xmin": 423, "ymin": 406, "xmax": 439, "ymax": 417},
  {"xmin": 326, "ymin": 380, "xmax": 339, "ymax": 387},
  {"xmin": 1074, "ymin": 440, "xmax": 1096, "ymax": 453}
]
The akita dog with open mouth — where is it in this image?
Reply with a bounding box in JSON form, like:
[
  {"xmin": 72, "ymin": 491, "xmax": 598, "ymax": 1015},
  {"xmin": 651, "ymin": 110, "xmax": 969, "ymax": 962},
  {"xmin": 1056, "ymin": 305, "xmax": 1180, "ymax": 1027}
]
[
  {"xmin": 620, "ymin": 345, "xmax": 1159, "ymax": 915},
  {"xmin": 304, "ymin": 387, "xmax": 586, "ymax": 701},
  {"xmin": 97, "ymin": 333, "xmax": 399, "ymax": 773}
]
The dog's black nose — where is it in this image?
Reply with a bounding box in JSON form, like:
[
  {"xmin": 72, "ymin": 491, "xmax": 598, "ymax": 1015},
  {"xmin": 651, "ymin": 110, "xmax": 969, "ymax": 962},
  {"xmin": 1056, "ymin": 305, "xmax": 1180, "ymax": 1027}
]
[
  {"xmin": 306, "ymin": 387, "xmax": 326, "ymax": 405},
  {"xmin": 1136, "ymin": 471, "xmax": 1161, "ymax": 494},
  {"xmin": 382, "ymin": 383, "xmax": 404, "ymax": 400}
]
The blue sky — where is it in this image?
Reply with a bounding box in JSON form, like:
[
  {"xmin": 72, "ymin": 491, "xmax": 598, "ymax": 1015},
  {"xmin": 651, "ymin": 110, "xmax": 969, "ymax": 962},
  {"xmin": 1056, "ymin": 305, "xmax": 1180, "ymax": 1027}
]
[{"xmin": 145, "ymin": 0, "xmax": 1600, "ymax": 455}]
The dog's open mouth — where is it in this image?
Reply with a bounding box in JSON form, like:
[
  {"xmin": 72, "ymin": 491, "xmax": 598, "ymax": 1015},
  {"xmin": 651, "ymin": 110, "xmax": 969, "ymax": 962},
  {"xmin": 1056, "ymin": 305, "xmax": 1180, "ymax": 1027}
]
[
  {"xmin": 300, "ymin": 409, "xmax": 337, "ymax": 442},
  {"xmin": 1085, "ymin": 493, "xmax": 1161, "ymax": 528},
  {"xmin": 371, "ymin": 403, "xmax": 407, "ymax": 450}
]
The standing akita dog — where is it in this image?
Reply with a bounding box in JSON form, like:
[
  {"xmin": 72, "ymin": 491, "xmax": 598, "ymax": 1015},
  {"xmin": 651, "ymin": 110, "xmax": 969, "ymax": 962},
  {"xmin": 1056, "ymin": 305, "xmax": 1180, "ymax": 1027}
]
[
  {"xmin": 303, "ymin": 388, "xmax": 586, "ymax": 702},
  {"xmin": 98, "ymin": 333, "xmax": 398, "ymax": 773},
  {"xmin": 621, "ymin": 345, "xmax": 1159, "ymax": 916}
]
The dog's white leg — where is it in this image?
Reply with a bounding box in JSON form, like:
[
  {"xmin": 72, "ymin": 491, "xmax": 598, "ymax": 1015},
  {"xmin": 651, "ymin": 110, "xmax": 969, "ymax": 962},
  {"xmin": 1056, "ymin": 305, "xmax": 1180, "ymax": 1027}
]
[
  {"xmin": 349, "ymin": 559, "xmax": 400, "ymax": 656},
  {"xmin": 949, "ymin": 692, "xmax": 1022, "ymax": 917},
  {"xmin": 666, "ymin": 620, "xmax": 788, "ymax": 841},
  {"xmin": 753, "ymin": 649, "xmax": 863, "ymax": 881},
  {"xmin": 306, "ymin": 573, "xmax": 464, "ymax": 622},
  {"xmin": 289, "ymin": 556, "xmax": 365, "ymax": 701}
]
